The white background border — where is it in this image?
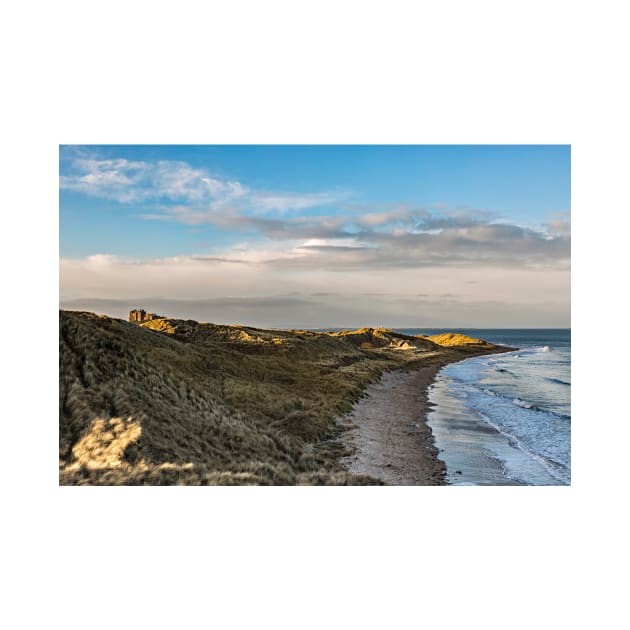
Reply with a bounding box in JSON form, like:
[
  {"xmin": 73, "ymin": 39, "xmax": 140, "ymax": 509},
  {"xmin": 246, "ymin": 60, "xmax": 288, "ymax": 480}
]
[{"xmin": 3, "ymin": 1, "xmax": 628, "ymax": 628}]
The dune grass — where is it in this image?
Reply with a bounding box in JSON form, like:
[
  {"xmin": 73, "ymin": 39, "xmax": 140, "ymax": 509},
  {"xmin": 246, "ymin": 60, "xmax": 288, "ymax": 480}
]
[
  {"xmin": 426, "ymin": 332, "xmax": 493, "ymax": 348},
  {"xmin": 59, "ymin": 311, "xmax": 507, "ymax": 485}
]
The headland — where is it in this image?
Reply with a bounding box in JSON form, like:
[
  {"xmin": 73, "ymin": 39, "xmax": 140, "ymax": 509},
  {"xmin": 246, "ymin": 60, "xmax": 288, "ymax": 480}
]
[{"xmin": 59, "ymin": 310, "xmax": 512, "ymax": 485}]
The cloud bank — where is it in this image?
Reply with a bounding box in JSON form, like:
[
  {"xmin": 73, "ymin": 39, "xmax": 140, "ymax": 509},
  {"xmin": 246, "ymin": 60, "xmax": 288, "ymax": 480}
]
[
  {"xmin": 60, "ymin": 152, "xmax": 570, "ymax": 327},
  {"xmin": 60, "ymin": 254, "xmax": 570, "ymax": 327}
]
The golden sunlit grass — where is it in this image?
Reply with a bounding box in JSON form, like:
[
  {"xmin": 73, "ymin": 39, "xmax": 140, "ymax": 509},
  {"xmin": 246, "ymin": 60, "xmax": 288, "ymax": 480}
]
[
  {"xmin": 59, "ymin": 311, "xmax": 508, "ymax": 485},
  {"xmin": 69, "ymin": 417, "xmax": 142, "ymax": 470},
  {"xmin": 426, "ymin": 332, "xmax": 494, "ymax": 348}
]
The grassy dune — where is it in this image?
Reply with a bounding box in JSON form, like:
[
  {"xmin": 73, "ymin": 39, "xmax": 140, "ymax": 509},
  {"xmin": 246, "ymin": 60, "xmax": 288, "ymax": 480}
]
[{"xmin": 59, "ymin": 310, "xmax": 507, "ymax": 485}]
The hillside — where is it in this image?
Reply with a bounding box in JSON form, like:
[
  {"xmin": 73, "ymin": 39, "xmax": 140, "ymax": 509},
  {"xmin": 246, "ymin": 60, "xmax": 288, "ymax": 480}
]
[
  {"xmin": 59, "ymin": 311, "xmax": 510, "ymax": 485},
  {"xmin": 426, "ymin": 332, "xmax": 495, "ymax": 348}
]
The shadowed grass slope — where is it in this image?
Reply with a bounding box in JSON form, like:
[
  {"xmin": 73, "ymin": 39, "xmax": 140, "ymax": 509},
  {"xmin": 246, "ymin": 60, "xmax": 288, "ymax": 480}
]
[{"xmin": 59, "ymin": 311, "xmax": 509, "ymax": 485}]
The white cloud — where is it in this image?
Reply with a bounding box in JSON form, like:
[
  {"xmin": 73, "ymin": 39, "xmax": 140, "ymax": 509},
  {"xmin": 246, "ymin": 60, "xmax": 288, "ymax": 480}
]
[
  {"xmin": 84, "ymin": 254, "xmax": 122, "ymax": 266},
  {"xmin": 179, "ymin": 209, "xmax": 570, "ymax": 270},
  {"xmin": 357, "ymin": 208, "xmax": 413, "ymax": 227},
  {"xmin": 247, "ymin": 191, "xmax": 343, "ymax": 213},
  {"xmin": 546, "ymin": 211, "xmax": 571, "ymax": 237},
  {"xmin": 59, "ymin": 253, "xmax": 570, "ymax": 327},
  {"xmin": 299, "ymin": 238, "xmax": 368, "ymax": 249},
  {"xmin": 60, "ymin": 155, "xmax": 345, "ymax": 213}
]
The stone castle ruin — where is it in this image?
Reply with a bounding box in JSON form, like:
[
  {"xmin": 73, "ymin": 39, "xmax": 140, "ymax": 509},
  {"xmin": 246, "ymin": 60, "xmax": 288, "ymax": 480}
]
[{"xmin": 129, "ymin": 308, "xmax": 164, "ymax": 323}]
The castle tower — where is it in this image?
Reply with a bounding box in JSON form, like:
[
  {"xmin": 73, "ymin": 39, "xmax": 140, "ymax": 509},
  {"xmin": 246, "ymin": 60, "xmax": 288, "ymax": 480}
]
[
  {"xmin": 129, "ymin": 309, "xmax": 146, "ymax": 322},
  {"xmin": 130, "ymin": 308, "xmax": 165, "ymax": 322}
]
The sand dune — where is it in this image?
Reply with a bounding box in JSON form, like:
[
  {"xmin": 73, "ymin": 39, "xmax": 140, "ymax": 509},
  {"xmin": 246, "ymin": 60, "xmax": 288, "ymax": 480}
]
[{"xmin": 59, "ymin": 310, "xmax": 509, "ymax": 485}]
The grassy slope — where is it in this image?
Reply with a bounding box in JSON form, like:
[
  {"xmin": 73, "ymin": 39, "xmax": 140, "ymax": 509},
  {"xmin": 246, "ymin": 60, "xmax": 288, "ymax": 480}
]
[{"xmin": 59, "ymin": 311, "xmax": 508, "ymax": 485}]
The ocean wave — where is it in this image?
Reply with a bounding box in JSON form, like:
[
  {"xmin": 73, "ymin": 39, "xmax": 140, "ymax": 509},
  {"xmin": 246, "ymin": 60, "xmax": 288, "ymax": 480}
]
[
  {"xmin": 495, "ymin": 367, "xmax": 515, "ymax": 375},
  {"xmin": 475, "ymin": 411, "xmax": 569, "ymax": 485},
  {"xmin": 546, "ymin": 377, "xmax": 571, "ymax": 386},
  {"xmin": 515, "ymin": 345, "xmax": 551, "ymax": 354},
  {"xmin": 512, "ymin": 397, "xmax": 536, "ymax": 410},
  {"xmin": 482, "ymin": 388, "xmax": 499, "ymax": 397},
  {"xmin": 432, "ymin": 335, "xmax": 570, "ymax": 485},
  {"xmin": 473, "ymin": 384, "xmax": 570, "ymax": 419}
]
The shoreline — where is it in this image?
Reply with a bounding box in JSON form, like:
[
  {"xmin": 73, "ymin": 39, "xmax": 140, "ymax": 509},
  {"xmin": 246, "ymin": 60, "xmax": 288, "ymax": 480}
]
[
  {"xmin": 340, "ymin": 363, "xmax": 447, "ymax": 485},
  {"xmin": 339, "ymin": 346, "xmax": 515, "ymax": 485},
  {"xmin": 427, "ymin": 344, "xmax": 569, "ymax": 486}
]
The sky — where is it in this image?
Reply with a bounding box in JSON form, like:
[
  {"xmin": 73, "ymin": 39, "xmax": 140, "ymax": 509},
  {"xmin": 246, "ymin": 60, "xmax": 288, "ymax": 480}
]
[{"xmin": 59, "ymin": 145, "xmax": 570, "ymax": 328}]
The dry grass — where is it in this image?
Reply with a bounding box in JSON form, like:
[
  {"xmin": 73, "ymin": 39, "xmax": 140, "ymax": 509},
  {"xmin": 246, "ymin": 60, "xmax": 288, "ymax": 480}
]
[
  {"xmin": 59, "ymin": 311, "xmax": 508, "ymax": 485},
  {"xmin": 427, "ymin": 332, "xmax": 496, "ymax": 350}
]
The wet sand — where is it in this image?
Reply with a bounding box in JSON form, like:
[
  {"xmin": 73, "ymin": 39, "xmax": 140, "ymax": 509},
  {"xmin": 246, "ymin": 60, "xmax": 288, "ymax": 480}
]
[{"xmin": 340, "ymin": 365, "xmax": 446, "ymax": 485}]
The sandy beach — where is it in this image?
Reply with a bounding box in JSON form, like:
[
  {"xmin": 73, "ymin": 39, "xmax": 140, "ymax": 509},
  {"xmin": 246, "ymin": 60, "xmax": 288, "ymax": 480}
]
[{"xmin": 340, "ymin": 365, "xmax": 447, "ymax": 485}]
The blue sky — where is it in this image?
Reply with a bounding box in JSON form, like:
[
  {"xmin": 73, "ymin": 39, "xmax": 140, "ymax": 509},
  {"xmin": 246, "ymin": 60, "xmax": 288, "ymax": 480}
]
[
  {"xmin": 60, "ymin": 145, "xmax": 569, "ymax": 258},
  {"xmin": 59, "ymin": 145, "xmax": 570, "ymax": 327}
]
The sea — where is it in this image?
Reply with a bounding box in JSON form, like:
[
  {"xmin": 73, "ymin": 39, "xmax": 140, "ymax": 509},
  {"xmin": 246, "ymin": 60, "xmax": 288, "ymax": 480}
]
[{"xmin": 395, "ymin": 329, "xmax": 571, "ymax": 486}]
